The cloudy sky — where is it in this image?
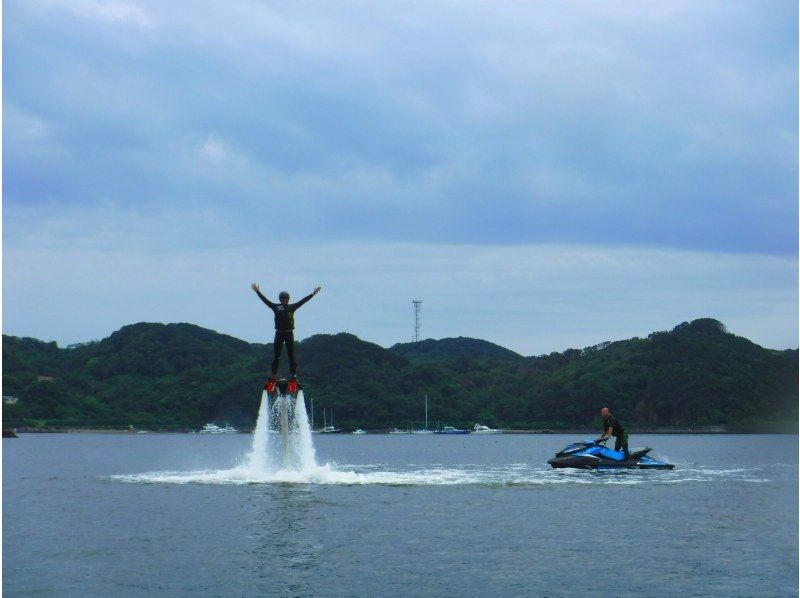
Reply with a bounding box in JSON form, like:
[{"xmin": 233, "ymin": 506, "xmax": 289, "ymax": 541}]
[{"xmin": 3, "ymin": 0, "xmax": 797, "ymax": 355}]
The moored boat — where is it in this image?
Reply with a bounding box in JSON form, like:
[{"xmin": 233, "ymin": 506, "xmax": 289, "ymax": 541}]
[
  {"xmin": 199, "ymin": 423, "xmax": 238, "ymax": 434},
  {"xmin": 411, "ymin": 394, "xmax": 434, "ymax": 434},
  {"xmin": 319, "ymin": 408, "xmax": 342, "ymax": 433},
  {"xmin": 434, "ymin": 425, "xmax": 470, "ymax": 435},
  {"xmin": 472, "ymin": 423, "xmax": 504, "ymax": 434},
  {"xmin": 319, "ymin": 425, "xmax": 343, "ymax": 434}
]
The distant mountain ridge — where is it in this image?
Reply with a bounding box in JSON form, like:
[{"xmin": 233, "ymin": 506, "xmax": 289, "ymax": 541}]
[{"xmin": 3, "ymin": 318, "xmax": 797, "ymax": 432}]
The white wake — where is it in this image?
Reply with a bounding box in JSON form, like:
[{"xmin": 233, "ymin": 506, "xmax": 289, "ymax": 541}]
[{"xmin": 109, "ymin": 393, "xmax": 779, "ymax": 486}]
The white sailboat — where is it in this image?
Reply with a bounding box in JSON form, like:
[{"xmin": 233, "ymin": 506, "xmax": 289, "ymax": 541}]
[
  {"xmin": 412, "ymin": 395, "xmax": 433, "ymax": 434},
  {"xmin": 319, "ymin": 407, "xmax": 342, "ymax": 434}
]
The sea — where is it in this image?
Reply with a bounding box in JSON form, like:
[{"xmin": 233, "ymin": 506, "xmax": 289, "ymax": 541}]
[{"xmin": 4, "ymin": 428, "xmax": 797, "ymax": 596}]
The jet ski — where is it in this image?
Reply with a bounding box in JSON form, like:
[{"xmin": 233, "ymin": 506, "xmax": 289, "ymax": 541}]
[{"xmin": 547, "ymin": 439, "xmax": 674, "ymax": 470}]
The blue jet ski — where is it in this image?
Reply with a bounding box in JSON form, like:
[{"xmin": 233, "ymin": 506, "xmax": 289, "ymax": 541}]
[{"xmin": 548, "ymin": 439, "xmax": 674, "ymax": 470}]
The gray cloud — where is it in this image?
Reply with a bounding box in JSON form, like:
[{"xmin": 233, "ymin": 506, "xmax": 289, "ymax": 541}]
[
  {"xmin": 3, "ymin": 1, "xmax": 797, "ymax": 349},
  {"xmin": 5, "ymin": 0, "xmax": 797, "ymax": 252}
]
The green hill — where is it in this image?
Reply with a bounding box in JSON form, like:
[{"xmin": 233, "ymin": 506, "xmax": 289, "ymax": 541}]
[
  {"xmin": 3, "ymin": 318, "xmax": 797, "ymax": 432},
  {"xmin": 390, "ymin": 337, "xmax": 522, "ymax": 363}
]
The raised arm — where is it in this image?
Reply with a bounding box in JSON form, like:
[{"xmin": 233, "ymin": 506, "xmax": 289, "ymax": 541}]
[
  {"xmin": 291, "ymin": 286, "xmax": 321, "ymax": 310},
  {"xmin": 251, "ymin": 282, "xmax": 276, "ymax": 309}
]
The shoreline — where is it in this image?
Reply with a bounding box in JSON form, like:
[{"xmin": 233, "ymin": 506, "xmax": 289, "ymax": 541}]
[{"xmin": 8, "ymin": 426, "xmax": 797, "ymax": 435}]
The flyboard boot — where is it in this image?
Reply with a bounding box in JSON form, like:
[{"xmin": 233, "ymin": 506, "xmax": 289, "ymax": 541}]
[{"xmin": 265, "ymin": 376, "xmax": 302, "ymax": 399}]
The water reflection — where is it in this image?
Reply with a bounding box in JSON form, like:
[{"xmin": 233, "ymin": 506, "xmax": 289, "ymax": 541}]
[{"xmin": 245, "ymin": 485, "xmax": 324, "ymax": 596}]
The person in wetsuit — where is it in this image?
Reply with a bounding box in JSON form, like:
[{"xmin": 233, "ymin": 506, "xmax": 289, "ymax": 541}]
[
  {"xmin": 599, "ymin": 407, "xmax": 629, "ymax": 460},
  {"xmin": 251, "ymin": 283, "xmax": 321, "ymax": 378}
]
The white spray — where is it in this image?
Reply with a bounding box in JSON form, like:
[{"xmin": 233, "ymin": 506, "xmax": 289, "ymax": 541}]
[
  {"xmin": 293, "ymin": 390, "xmax": 318, "ymax": 470},
  {"xmin": 244, "ymin": 388, "xmax": 318, "ymax": 474},
  {"xmin": 246, "ymin": 390, "xmax": 272, "ymax": 472}
]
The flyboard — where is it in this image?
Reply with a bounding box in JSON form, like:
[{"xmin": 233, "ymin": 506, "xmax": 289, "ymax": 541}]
[{"xmin": 264, "ymin": 377, "xmax": 301, "ymax": 467}]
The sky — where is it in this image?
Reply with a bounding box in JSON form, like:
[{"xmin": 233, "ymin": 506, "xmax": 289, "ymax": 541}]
[{"xmin": 3, "ymin": 0, "xmax": 798, "ymax": 355}]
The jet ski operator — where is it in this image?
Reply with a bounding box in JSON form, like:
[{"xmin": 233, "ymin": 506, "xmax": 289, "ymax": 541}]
[
  {"xmin": 251, "ymin": 283, "xmax": 321, "ymax": 379},
  {"xmin": 599, "ymin": 407, "xmax": 629, "ymax": 460}
]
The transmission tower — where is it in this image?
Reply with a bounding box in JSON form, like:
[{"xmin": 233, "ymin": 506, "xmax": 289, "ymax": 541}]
[
  {"xmin": 412, "ymin": 300, "xmax": 423, "ymax": 342},
  {"xmin": 412, "ymin": 300, "xmax": 422, "ymax": 342}
]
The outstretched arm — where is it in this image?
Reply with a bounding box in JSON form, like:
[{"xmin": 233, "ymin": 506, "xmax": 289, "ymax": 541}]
[
  {"xmin": 251, "ymin": 283, "xmax": 276, "ymax": 308},
  {"xmin": 291, "ymin": 286, "xmax": 322, "ymax": 310}
]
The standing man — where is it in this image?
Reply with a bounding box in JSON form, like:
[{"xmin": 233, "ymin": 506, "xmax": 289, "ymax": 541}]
[
  {"xmin": 599, "ymin": 407, "xmax": 630, "ymax": 460},
  {"xmin": 251, "ymin": 283, "xmax": 321, "ymax": 381}
]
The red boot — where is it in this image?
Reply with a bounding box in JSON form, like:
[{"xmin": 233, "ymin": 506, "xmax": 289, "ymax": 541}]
[
  {"xmin": 265, "ymin": 377, "xmax": 276, "ymax": 393},
  {"xmin": 287, "ymin": 377, "xmax": 298, "ymax": 394}
]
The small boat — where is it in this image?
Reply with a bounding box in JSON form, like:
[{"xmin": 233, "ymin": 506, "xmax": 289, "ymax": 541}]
[
  {"xmin": 352, "ymin": 429, "xmax": 367, "ymax": 435},
  {"xmin": 199, "ymin": 423, "xmax": 238, "ymax": 434},
  {"xmin": 412, "ymin": 395, "xmax": 434, "ymax": 433},
  {"xmin": 389, "ymin": 427, "xmax": 411, "ymax": 434},
  {"xmin": 472, "ymin": 423, "xmax": 504, "ymax": 434},
  {"xmin": 199, "ymin": 424, "xmax": 223, "ymax": 434},
  {"xmin": 319, "ymin": 409, "xmax": 342, "ymax": 433},
  {"xmin": 434, "ymin": 425, "xmax": 470, "ymax": 435}
]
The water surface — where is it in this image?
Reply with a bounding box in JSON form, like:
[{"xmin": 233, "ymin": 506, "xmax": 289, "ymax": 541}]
[{"xmin": 4, "ymin": 433, "xmax": 797, "ymax": 596}]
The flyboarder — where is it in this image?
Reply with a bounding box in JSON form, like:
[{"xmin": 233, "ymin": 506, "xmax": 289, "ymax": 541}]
[
  {"xmin": 251, "ymin": 283, "xmax": 321, "ymax": 387},
  {"xmin": 599, "ymin": 407, "xmax": 629, "ymax": 460}
]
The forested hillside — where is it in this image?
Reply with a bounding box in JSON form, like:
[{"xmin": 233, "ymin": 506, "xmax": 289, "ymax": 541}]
[{"xmin": 3, "ymin": 319, "xmax": 797, "ymax": 431}]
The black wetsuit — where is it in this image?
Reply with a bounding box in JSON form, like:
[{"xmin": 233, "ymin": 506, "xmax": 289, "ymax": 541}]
[
  {"xmin": 255, "ymin": 290, "xmax": 313, "ymax": 375},
  {"xmin": 603, "ymin": 415, "xmax": 630, "ymax": 460}
]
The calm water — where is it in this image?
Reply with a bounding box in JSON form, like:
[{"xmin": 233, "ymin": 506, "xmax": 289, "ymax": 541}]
[{"xmin": 4, "ymin": 433, "xmax": 798, "ymax": 596}]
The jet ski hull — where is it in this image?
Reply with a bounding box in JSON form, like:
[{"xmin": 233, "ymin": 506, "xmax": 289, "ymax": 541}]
[
  {"xmin": 548, "ymin": 440, "xmax": 675, "ymax": 470},
  {"xmin": 548, "ymin": 455, "xmax": 675, "ymax": 470}
]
